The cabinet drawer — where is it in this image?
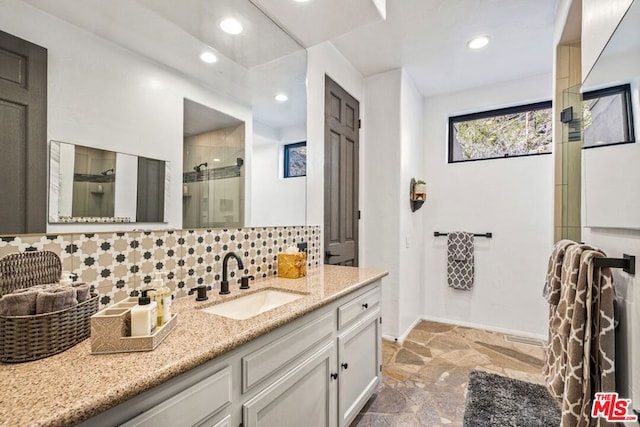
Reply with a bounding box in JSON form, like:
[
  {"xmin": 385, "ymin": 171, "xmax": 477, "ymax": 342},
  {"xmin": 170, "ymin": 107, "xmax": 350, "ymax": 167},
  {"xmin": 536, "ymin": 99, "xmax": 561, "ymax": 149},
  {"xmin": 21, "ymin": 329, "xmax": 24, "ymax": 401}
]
[
  {"xmin": 121, "ymin": 366, "xmax": 232, "ymax": 427},
  {"xmin": 242, "ymin": 311, "xmax": 334, "ymax": 393},
  {"xmin": 337, "ymin": 287, "xmax": 380, "ymax": 330}
]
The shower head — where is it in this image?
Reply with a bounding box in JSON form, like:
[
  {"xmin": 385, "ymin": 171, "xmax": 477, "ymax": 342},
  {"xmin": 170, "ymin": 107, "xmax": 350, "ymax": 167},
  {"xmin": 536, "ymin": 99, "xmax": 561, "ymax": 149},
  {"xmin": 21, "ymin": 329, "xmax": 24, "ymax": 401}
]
[
  {"xmin": 194, "ymin": 162, "xmax": 208, "ymax": 172},
  {"xmin": 101, "ymin": 168, "xmax": 114, "ymax": 176}
]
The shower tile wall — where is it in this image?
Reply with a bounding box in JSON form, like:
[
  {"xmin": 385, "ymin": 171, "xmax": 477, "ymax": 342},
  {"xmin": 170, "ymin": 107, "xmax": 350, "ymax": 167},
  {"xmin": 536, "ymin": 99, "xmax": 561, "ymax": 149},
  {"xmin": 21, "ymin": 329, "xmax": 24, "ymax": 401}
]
[{"xmin": 0, "ymin": 225, "xmax": 321, "ymax": 308}]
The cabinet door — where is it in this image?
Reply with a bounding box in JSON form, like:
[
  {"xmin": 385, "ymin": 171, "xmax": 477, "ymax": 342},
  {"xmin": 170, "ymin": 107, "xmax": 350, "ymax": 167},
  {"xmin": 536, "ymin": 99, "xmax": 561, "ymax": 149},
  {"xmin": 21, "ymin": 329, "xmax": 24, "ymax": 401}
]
[
  {"xmin": 338, "ymin": 310, "xmax": 381, "ymax": 427},
  {"xmin": 243, "ymin": 342, "xmax": 337, "ymax": 427}
]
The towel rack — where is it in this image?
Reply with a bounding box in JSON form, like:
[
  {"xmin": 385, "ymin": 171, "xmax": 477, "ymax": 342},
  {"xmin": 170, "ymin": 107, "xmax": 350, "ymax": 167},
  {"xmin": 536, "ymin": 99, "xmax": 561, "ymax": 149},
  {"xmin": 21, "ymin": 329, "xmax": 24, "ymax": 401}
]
[
  {"xmin": 594, "ymin": 254, "xmax": 635, "ymax": 275},
  {"xmin": 434, "ymin": 232, "xmax": 492, "ymax": 238}
]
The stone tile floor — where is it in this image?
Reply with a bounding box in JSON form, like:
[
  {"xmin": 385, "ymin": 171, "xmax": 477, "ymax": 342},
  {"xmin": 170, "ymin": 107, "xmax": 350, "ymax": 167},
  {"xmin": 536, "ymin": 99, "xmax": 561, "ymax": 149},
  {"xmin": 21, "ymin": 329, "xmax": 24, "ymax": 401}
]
[{"xmin": 351, "ymin": 321, "xmax": 546, "ymax": 426}]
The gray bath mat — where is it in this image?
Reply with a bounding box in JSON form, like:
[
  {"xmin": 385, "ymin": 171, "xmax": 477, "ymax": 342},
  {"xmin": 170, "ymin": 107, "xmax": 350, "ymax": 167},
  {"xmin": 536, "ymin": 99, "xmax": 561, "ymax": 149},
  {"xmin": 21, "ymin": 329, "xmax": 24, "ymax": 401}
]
[{"xmin": 463, "ymin": 370, "xmax": 561, "ymax": 427}]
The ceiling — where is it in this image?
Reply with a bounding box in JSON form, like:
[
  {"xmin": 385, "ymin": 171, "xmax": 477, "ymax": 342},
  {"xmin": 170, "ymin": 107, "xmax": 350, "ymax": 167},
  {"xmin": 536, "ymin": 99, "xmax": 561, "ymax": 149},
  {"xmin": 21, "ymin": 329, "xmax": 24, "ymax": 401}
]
[
  {"xmin": 22, "ymin": 0, "xmax": 307, "ymax": 131},
  {"xmin": 256, "ymin": 0, "xmax": 560, "ymax": 96},
  {"xmin": 22, "ymin": 0, "xmax": 560, "ymax": 114},
  {"xmin": 184, "ymin": 99, "xmax": 243, "ymax": 137}
]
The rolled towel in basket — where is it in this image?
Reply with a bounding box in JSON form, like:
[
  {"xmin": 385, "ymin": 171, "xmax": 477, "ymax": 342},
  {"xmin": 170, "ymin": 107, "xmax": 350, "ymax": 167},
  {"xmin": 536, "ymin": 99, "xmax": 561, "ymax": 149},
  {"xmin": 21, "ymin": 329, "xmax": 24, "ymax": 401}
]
[
  {"xmin": 35, "ymin": 287, "xmax": 78, "ymax": 314},
  {"xmin": 72, "ymin": 282, "xmax": 92, "ymax": 303},
  {"xmin": 0, "ymin": 289, "xmax": 39, "ymax": 316}
]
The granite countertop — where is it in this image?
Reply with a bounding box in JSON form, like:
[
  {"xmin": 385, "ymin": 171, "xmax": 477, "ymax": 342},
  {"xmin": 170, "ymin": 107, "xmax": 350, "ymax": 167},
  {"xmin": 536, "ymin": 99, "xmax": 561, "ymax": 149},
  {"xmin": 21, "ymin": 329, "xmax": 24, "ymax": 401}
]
[{"xmin": 0, "ymin": 265, "xmax": 387, "ymax": 427}]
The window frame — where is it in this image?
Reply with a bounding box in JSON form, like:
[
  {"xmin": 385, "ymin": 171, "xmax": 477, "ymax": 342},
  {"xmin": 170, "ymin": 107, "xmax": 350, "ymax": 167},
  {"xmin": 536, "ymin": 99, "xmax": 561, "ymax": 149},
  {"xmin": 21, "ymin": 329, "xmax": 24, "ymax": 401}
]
[
  {"xmin": 582, "ymin": 83, "xmax": 635, "ymax": 150},
  {"xmin": 283, "ymin": 141, "xmax": 307, "ymax": 178},
  {"xmin": 447, "ymin": 100, "xmax": 553, "ymax": 163}
]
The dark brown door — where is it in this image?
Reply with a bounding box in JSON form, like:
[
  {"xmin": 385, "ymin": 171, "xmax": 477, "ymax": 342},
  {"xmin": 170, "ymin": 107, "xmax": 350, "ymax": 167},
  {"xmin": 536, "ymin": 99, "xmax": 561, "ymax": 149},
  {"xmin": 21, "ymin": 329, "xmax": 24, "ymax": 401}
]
[
  {"xmin": 0, "ymin": 30, "xmax": 47, "ymax": 234},
  {"xmin": 324, "ymin": 76, "xmax": 359, "ymax": 266}
]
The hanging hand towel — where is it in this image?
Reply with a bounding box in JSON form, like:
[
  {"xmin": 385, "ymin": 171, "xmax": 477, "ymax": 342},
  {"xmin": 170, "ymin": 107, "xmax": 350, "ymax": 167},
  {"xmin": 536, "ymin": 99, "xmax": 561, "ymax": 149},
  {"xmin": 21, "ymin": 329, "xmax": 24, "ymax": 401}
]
[{"xmin": 447, "ymin": 232, "xmax": 475, "ymax": 290}]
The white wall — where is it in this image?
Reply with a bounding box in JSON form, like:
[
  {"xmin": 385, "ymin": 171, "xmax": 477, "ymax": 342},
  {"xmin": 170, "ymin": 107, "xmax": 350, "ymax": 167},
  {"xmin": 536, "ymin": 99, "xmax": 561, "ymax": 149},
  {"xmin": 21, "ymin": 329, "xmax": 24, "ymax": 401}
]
[
  {"xmin": 1, "ymin": 0, "xmax": 252, "ymax": 233},
  {"xmin": 362, "ymin": 70, "xmax": 402, "ymax": 338},
  {"xmin": 421, "ymin": 73, "xmax": 554, "ymax": 338},
  {"xmin": 306, "ymin": 41, "xmax": 365, "ymax": 239},
  {"xmin": 398, "ymin": 70, "xmax": 425, "ymax": 337},
  {"xmin": 582, "ymin": 0, "xmax": 634, "ymax": 80},
  {"xmin": 361, "ymin": 69, "xmax": 424, "ymax": 340},
  {"xmin": 251, "ymin": 132, "xmax": 306, "ymax": 227}
]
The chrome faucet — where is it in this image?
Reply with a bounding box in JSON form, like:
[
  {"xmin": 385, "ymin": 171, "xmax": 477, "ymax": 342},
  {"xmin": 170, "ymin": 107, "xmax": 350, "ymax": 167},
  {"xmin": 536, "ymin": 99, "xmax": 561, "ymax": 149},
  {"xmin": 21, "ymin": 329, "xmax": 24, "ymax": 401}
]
[{"xmin": 220, "ymin": 252, "xmax": 244, "ymax": 295}]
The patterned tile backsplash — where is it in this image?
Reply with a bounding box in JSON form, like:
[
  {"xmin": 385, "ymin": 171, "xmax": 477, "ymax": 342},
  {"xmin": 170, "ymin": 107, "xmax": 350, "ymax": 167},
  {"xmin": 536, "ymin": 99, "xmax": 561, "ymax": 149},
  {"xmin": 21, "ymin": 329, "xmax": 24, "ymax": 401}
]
[{"xmin": 0, "ymin": 226, "xmax": 321, "ymax": 308}]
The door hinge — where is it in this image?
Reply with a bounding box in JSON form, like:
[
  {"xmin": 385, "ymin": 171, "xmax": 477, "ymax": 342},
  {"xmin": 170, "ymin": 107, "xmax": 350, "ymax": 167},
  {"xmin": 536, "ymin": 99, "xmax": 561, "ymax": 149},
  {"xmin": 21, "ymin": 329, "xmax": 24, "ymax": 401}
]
[
  {"xmin": 358, "ymin": 210, "xmax": 361, "ymax": 220},
  {"xmin": 379, "ymin": 316, "xmax": 382, "ymax": 324},
  {"xmin": 379, "ymin": 364, "xmax": 382, "ymax": 372},
  {"xmin": 358, "ymin": 118, "xmax": 361, "ymax": 129}
]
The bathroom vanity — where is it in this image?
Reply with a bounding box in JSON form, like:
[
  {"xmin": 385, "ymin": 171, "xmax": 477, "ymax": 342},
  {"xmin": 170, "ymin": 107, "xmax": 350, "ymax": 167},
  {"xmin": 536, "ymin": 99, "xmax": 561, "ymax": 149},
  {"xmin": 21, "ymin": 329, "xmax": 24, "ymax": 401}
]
[{"xmin": 0, "ymin": 265, "xmax": 386, "ymax": 427}]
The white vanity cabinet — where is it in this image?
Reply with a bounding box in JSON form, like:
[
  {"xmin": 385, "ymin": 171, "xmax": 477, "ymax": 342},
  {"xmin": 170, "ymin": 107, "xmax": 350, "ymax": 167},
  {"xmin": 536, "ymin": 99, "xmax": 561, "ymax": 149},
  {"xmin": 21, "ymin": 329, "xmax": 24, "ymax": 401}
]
[
  {"xmin": 338, "ymin": 310, "xmax": 381, "ymax": 427},
  {"xmin": 242, "ymin": 342, "xmax": 337, "ymax": 427},
  {"xmin": 336, "ymin": 285, "xmax": 381, "ymax": 427},
  {"xmin": 83, "ymin": 280, "xmax": 382, "ymax": 427},
  {"xmin": 119, "ymin": 366, "xmax": 232, "ymax": 427}
]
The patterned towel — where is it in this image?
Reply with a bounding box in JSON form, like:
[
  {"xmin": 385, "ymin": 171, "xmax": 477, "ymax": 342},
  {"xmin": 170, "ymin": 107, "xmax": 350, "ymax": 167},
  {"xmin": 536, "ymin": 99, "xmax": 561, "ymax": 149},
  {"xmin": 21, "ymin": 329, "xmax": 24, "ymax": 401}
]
[
  {"xmin": 447, "ymin": 232, "xmax": 475, "ymax": 290},
  {"xmin": 543, "ymin": 241, "xmax": 616, "ymax": 427}
]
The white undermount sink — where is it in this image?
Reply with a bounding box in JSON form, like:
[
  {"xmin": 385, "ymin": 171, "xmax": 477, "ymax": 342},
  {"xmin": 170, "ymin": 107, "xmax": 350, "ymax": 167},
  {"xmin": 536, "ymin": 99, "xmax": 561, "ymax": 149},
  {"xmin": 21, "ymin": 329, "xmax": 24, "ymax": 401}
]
[{"xmin": 201, "ymin": 289, "xmax": 305, "ymax": 320}]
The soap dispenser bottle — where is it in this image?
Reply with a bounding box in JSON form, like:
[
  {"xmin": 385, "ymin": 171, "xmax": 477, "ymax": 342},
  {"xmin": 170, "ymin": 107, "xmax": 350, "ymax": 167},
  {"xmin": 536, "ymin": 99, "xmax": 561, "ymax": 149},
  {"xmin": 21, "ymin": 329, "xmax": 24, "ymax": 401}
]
[
  {"xmin": 150, "ymin": 272, "xmax": 172, "ymax": 326},
  {"xmin": 131, "ymin": 289, "xmax": 157, "ymax": 336}
]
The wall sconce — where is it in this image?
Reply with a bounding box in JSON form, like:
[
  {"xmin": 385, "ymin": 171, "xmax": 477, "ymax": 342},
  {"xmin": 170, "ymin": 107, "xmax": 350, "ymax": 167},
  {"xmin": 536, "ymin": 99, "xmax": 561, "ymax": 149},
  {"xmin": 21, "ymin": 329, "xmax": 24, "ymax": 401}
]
[{"xmin": 410, "ymin": 178, "xmax": 426, "ymax": 212}]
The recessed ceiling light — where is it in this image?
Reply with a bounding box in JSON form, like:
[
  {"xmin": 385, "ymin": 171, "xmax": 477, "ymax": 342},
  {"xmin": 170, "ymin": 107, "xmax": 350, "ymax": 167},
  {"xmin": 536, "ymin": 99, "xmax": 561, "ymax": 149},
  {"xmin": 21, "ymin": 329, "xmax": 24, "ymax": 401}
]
[
  {"xmin": 293, "ymin": 0, "xmax": 313, "ymax": 2},
  {"xmin": 200, "ymin": 52, "xmax": 218, "ymax": 63},
  {"xmin": 220, "ymin": 17, "xmax": 243, "ymax": 35},
  {"xmin": 213, "ymin": 158, "xmax": 221, "ymax": 162},
  {"xmin": 275, "ymin": 93, "xmax": 288, "ymax": 102},
  {"xmin": 468, "ymin": 36, "xmax": 489, "ymax": 49}
]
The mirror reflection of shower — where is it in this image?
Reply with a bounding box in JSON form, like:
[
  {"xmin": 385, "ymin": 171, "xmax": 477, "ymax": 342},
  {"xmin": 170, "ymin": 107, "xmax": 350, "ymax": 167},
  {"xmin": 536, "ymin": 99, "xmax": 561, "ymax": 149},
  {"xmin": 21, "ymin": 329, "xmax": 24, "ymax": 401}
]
[
  {"xmin": 183, "ymin": 99, "xmax": 245, "ymax": 229},
  {"xmin": 72, "ymin": 146, "xmax": 116, "ymax": 218},
  {"xmin": 193, "ymin": 162, "xmax": 208, "ymax": 172}
]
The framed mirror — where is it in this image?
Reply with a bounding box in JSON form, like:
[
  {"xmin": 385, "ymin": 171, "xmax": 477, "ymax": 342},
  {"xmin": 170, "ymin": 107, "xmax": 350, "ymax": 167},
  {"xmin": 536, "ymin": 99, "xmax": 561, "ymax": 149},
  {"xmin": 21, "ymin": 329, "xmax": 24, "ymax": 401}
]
[
  {"xmin": 49, "ymin": 141, "xmax": 169, "ymax": 224},
  {"xmin": 27, "ymin": 0, "xmax": 308, "ymax": 232},
  {"xmin": 582, "ymin": 0, "xmax": 640, "ymax": 229}
]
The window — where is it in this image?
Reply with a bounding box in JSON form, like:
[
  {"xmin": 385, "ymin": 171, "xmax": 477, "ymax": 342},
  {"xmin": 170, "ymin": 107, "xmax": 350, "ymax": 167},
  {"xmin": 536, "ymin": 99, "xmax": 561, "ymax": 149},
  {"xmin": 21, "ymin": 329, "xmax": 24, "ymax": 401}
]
[
  {"xmin": 448, "ymin": 101, "xmax": 553, "ymax": 163},
  {"xmin": 582, "ymin": 84, "xmax": 635, "ymax": 149},
  {"xmin": 284, "ymin": 142, "xmax": 306, "ymax": 178}
]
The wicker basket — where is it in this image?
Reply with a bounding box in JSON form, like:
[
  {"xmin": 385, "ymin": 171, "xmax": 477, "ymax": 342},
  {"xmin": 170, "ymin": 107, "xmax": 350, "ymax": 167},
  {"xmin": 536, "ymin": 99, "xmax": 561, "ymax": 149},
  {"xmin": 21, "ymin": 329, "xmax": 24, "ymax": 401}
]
[{"xmin": 0, "ymin": 251, "xmax": 99, "ymax": 363}]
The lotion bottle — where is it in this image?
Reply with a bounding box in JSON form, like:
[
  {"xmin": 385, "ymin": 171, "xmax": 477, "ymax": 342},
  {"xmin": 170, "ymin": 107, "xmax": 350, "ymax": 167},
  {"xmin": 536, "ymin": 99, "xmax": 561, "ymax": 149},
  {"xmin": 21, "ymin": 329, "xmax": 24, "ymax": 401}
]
[
  {"xmin": 131, "ymin": 289, "xmax": 157, "ymax": 336},
  {"xmin": 150, "ymin": 273, "xmax": 171, "ymax": 326}
]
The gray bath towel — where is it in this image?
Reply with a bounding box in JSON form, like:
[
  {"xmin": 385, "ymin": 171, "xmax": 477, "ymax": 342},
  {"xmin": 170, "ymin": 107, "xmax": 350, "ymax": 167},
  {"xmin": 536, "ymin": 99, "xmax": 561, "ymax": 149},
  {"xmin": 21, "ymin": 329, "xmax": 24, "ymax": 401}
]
[
  {"xmin": 72, "ymin": 282, "xmax": 93, "ymax": 303},
  {"xmin": 0, "ymin": 288, "xmax": 39, "ymax": 316},
  {"xmin": 35, "ymin": 287, "xmax": 78, "ymax": 314},
  {"xmin": 447, "ymin": 232, "xmax": 475, "ymax": 290}
]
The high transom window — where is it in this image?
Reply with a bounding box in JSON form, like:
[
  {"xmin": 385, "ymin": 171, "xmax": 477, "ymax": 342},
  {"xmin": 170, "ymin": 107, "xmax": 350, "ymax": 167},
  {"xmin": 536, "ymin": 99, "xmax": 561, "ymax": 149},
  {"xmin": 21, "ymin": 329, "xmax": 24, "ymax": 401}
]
[
  {"xmin": 582, "ymin": 84, "xmax": 635, "ymax": 149},
  {"xmin": 448, "ymin": 101, "xmax": 553, "ymax": 163}
]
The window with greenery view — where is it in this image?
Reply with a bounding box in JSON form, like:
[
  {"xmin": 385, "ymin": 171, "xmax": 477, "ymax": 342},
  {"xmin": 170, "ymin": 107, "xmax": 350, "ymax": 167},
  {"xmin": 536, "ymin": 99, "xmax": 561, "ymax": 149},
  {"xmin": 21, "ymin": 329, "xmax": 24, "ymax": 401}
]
[
  {"xmin": 448, "ymin": 101, "xmax": 553, "ymax": 163},
  {"xmin": 582, "ymin": 84, "xmax": 635, "ymax": 149},
  {"xmin": 283, "ymin": 141, "xmax": 306, "ymax": 178}
]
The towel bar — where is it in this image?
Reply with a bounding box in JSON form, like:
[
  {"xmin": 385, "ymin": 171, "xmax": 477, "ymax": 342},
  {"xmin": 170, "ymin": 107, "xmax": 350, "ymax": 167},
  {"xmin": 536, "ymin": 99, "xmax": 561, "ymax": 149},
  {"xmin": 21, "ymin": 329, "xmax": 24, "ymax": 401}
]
[
  {"xmin": 434, "ymin": 232, "xmax": 492, "ymax": 238},
  {"xmin": 594, "ymin": 254, "xmax": 635, "ymax": 275}
]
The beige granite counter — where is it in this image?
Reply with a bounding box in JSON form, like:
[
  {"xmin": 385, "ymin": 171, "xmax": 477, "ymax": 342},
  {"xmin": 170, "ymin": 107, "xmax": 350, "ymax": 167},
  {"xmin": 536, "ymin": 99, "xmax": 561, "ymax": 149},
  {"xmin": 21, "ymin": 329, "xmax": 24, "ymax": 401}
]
[{"xmin": 0, "ymin": 265, "xmax": 387, "ymax": 427}]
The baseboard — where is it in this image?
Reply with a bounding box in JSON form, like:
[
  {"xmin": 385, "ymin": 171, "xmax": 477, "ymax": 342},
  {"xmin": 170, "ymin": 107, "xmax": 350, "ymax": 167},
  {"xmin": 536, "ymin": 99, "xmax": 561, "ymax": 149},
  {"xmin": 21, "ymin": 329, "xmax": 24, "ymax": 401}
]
[
  {"xmin": 419, "ymin": 315, "xmax": 548, "ymax": 341},
  {"xmin": 381, "ymin": 316, "xmax": 423, "ymax": 344}
]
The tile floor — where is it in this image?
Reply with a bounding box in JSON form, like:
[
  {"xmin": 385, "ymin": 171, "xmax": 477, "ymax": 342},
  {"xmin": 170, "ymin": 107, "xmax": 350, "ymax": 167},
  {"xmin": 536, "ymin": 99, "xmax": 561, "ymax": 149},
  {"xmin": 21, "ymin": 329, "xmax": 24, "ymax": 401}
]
[{"xmin": 352, "ymin": 321, "xmax": 547, "ymax": 426}]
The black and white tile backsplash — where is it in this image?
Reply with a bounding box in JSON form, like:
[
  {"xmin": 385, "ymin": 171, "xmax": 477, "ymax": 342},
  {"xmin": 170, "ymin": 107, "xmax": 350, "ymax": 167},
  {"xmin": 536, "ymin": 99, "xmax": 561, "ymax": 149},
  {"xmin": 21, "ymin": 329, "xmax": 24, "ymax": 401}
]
[{"xmin": 0, "ymin": 226, "xmax": 321, "ymax": 308}]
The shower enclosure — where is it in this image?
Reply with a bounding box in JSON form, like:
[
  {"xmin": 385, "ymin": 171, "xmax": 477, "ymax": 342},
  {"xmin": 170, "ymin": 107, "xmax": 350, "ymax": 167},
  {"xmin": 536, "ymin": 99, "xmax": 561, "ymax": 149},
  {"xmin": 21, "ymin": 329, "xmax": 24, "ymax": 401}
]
[{"xmin": 183, "ymin": 122, "xmax": 245, "ymax": 229}]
